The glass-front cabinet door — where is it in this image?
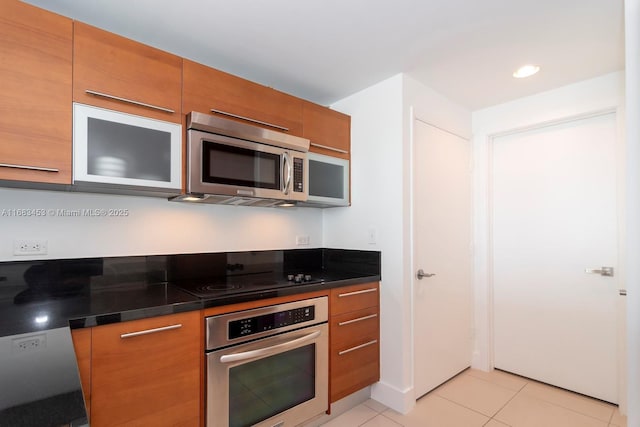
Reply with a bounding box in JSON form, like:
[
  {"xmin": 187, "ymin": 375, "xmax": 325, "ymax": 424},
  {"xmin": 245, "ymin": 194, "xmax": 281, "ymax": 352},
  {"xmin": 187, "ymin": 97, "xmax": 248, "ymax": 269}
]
[{"xmin": 73, "ymin": 103, "xmax": 182, "ymax": 194}]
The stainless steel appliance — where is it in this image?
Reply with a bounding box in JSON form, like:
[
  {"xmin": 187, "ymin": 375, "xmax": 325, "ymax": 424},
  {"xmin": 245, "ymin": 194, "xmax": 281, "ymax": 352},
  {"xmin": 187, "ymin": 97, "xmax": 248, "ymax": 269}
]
[
  {"xmin": 181, "ymin": 112, "xmax": 310, "ymax": 207},
  {"xmin": 299, "ymin": 152, "xmax": 350, "ymax": 207},
  {"xmin": 206, "ymin": 297, "xmax": 328, "ymax": 427}
]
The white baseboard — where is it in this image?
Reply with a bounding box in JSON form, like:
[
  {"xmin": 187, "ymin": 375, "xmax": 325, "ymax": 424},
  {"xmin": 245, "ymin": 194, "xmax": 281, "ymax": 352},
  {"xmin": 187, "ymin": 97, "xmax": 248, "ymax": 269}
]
[{"xmin": 370, "ymin": 381, "xmax": 415, "ymax": 414}]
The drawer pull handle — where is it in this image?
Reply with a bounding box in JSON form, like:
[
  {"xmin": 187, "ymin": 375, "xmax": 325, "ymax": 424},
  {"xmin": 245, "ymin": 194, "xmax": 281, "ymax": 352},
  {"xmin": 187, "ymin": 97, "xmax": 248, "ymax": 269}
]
[
  {"xmin": 338, "ymin": 339, "xmax": 378, "ymax": 356},
  {"xmin": 210, "ymin": 109, "xmax": 289, "ymax": 132},
  {"xmin": 0, "ymin": 163, "xmax": 59, "ymax": 173},
  {"xmin": 86, "ymin": 90, "xmax": 175, "ymax": 114},
  {"xmin": 120, "ymin": 323, "xmax": 182, "ymax": 339},
  {"xmin": 338, "ymin": 314, "xmax": 378, "ymax": 326},
  {"xmin": 310, "ymin": 142, "xmax": 349, "ymax": 155},
  {"xmin": 338, "ymin": 288, "xmax": 377, "ymax": 298}
]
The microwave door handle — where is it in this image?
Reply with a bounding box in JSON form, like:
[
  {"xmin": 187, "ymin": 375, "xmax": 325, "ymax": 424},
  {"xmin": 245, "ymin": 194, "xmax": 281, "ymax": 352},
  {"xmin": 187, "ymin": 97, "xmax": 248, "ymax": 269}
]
[
  {"xmin": 282, "ymin": 152, "xmax": 292, "ymax": 195},
  {"xmin": 219, "ymin": 330, "xmax": 321, "ymax": 363}
]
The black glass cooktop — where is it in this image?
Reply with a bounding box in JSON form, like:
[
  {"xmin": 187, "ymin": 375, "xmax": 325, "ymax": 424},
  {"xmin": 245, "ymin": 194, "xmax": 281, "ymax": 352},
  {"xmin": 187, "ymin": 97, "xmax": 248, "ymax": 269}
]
[{"xmin": 172, "ymin": 272, "xmax": 325, "ymax": 298}]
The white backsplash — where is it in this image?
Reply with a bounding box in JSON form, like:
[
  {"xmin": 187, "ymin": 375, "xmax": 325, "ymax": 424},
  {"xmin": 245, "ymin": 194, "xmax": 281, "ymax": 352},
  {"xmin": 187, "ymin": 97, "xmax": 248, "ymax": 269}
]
[{"xmin": 0, "ymin": 187, "xmax": 323, "ymax": 261}]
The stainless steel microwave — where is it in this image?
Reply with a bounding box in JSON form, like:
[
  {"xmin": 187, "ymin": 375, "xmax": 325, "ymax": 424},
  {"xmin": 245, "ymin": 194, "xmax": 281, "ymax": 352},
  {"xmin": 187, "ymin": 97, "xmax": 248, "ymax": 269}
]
[
  {"xmin": 299, "ymin": 152, "xmax": 350, "ymax": 207},
  {"xmin": 183, "ymin": 112, "xmax": 309, "ymax": 207}
]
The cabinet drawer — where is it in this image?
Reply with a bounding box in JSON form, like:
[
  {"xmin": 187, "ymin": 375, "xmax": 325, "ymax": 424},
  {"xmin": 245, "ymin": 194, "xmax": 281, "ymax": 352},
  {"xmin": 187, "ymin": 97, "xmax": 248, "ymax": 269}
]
[
  {"xmin": 90, "ymin": 311, "xmax": 200, "ymax": 426},
  {"xmin": 183, "ymin": 60, "xmax": 303, "ymax": 136},
  {"xmin": 330, "ymin": 336, "xmax": 379, "ymax": 402},
  {"xmin": 331, "ymin": 306, "xmax": 379, "ymax": 352},
  {"xmin": 73, "ymin": 22, "xmax": 182, "ymax": 123},
  {"xmin": 330, "ymin": 282, "xmax": 379, "ymax": 315}
]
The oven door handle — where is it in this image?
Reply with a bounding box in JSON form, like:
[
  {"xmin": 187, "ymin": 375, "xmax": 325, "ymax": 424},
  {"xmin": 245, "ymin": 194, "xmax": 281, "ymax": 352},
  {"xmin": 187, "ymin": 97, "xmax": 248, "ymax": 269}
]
[{"xmin": 219, "ymin": 330, "xmax": 321, "ymax": 364}]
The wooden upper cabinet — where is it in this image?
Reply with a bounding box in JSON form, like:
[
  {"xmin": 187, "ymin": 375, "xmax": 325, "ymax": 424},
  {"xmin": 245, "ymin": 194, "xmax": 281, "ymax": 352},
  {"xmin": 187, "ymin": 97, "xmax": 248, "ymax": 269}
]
[
  {"xmin": 73, "ymin": 22, "xmax": 182, "ymax": 123},
  {"xmin": 0, "ymin": 0, "xmax": 72, "ymax": 184},
  {"xmin": 183, "ymin": 59, "xmax": 304, "ymax": 136},
  {"xmin": 303, "ymin": 101, "xmax": 351, "ymax": 160}
]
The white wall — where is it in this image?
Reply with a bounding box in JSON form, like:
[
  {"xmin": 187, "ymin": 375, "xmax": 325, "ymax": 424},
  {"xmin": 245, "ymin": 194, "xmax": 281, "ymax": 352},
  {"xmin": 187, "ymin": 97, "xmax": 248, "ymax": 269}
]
[
  {"xmin": 471, "ymin": 71, "xmax": 625, "ymax": 391},
  {"xmin": 325, "ymin": 74, "xmax": 470, "ymax": 413},
  {"xmin": 625, "ymin": 0, "xmax": 640, "ymax": 424},
  {"xmin": 324, "ymin": 74, "xmax": 409, "ymax": 411},
  {"xmin": 0, "ymin": 187, "xmax": 323, "ymax": 261}
]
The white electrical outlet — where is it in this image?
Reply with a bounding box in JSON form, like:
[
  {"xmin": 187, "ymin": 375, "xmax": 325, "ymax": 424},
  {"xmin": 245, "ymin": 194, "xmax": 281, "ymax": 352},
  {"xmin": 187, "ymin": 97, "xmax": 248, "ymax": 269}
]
[
  {"xmin": 12, "ymin": 334, "xmax": 46, "ymax": 353},
  {"xmin": 13, "ymin": 239, "xmax": 48, "ymax": 256},
  {"xmin": 367, "ymin": 228, "xmax": 377, "ymax": 245},
  {"xmin": 296, "ymin": 235, "xmax": 310, "ymax": 246}
]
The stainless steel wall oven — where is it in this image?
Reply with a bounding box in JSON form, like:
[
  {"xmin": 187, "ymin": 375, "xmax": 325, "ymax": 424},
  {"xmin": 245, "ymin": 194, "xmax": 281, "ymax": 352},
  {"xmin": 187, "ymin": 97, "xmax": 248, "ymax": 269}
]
[{"xmin": 206, "ymin": 297, "xmax": 328, "ymax": 427}]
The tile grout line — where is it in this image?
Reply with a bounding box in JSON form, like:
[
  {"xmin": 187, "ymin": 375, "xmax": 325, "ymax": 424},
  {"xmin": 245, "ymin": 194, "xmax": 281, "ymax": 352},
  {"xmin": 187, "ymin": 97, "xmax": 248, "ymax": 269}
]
[
  {"xmin": 518, "ymin": 383, "xmax": 617, "ymax": 425},
  {"xmin": 476, "ymin": 371, "xmax": 620, "ymax": 426},
  {"xmin": 378, "ymin": 412, "xmax": 404, "ymax": 427},
  {"xmin": 357, "ymin": 406, "xmax": 386, "ymax": 427},
  {"xmin": 433, "ymin": 372, "xmax": 526, "ymax": 422},
  {"xmin": 432, "ymin": 392, "xmax": 498, "ymax": 421},
  {"xmin": 482, "ymin": 378, "xmax": 526, "ymax": 426}
]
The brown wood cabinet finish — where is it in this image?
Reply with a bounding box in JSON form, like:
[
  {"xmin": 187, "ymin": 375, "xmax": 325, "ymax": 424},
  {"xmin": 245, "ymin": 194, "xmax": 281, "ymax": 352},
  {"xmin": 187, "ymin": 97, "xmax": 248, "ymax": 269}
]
[
  {"xmin": 183, "ymin": 59, "xmax": 304, "ymax": 136},
  {"xmin": 73, "ymin": 22, "xmax": 182, "ymax": 123},
  {"xmin": 71, "ymin": 327, "xmax": 92, "ymax": 420},
  {"xmin": 329, "ymin": 282, "xmax": 380, "ymax": 402},
  {"xmin": 303, "ymin": 101, "xmax": 351, "ymax": 160},
  {"xmin": 0, "ymin": 0, "xmax": 72, "ymax": 184},
  {"xmin": 90, "ymin": 311, "xmax": 201, "ymax": 426}
]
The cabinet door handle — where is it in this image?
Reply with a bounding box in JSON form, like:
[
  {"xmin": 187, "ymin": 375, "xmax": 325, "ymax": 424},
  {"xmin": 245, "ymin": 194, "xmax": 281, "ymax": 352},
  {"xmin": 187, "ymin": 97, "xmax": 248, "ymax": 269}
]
[
  {"xmin": 338, "ymin": 288, "xmax": 377, "ymax": 298},
  {"xmin": 0, "ymin": 163, "xmax": 59, "ymax": 173},
  {"xmin": 338, "ymin": 313, "xmax": 378, "ymax": 326},
  {"xmin": 210, "ymin": 109, "xmax": 289, "ymax": 132},
  {"xmin": 310, "ymin": 142, "xmax": 349, "ymax": 155},
  {"xmin": 85, "ymin": 90, "xmax": 175, "ymax": 114},
  {"xmin": 338, "ymin": 339, "xmax": 378, "ymax": 356},
  {"xmin": 120, "ymin": 323, "xmax": 182, "ymax": 339}
]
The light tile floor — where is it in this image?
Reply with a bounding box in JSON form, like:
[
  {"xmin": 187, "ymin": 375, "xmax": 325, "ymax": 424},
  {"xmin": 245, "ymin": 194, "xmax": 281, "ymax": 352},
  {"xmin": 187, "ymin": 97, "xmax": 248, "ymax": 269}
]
[{"xmin": 320, "ymin": 369, "xmax": 627, "ymax": 427}]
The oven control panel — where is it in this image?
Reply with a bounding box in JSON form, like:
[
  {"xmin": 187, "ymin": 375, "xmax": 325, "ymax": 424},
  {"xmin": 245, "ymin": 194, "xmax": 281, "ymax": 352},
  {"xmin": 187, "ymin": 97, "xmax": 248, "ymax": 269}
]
[
  {"xmin": 206, "ymin": 296, "xmax": 328, "ymax": 350},
  {"xmin": 229, "ymin": 305, "xmax": 315, "ymax": 339}
]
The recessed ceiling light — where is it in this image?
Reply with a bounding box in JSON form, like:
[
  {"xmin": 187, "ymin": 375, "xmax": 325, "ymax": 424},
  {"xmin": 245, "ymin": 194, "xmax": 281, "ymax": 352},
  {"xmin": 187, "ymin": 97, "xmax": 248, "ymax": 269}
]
[{"xmin": 513, "ymin": 64, "xmax": 540, "ymax": 79}]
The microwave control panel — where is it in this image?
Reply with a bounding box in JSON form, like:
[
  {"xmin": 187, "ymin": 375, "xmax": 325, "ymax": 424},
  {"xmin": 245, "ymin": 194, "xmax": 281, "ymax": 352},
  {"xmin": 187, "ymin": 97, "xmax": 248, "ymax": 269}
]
[
  {"xmin": 229, "ymin": 305, "xmax": 315, "ymax": 339},
  {"xmin": 293, "ymin": 157, "xmax": 304, "ymax": 192}
]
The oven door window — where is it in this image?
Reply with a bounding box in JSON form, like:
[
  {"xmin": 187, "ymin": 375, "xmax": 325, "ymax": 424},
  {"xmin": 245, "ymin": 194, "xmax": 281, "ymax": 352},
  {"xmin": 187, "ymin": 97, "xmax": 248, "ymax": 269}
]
[
  {"xmin": 228, "ymin": 344, "xmax": 316, "ymax": 427},
  {"xmin": 202, "ymin": 141, "xmax": 281, "ymax": 190}
]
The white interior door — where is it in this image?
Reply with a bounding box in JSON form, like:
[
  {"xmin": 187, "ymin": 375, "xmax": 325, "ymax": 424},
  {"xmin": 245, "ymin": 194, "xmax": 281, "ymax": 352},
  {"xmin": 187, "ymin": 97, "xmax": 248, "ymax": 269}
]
[
  {"xmin": 492, "ymin": 112, "xmax": 619, "ymax": 403},
  {"xmin": 413, "ymin": 119, "xmax": 472, "ymax": 398}
]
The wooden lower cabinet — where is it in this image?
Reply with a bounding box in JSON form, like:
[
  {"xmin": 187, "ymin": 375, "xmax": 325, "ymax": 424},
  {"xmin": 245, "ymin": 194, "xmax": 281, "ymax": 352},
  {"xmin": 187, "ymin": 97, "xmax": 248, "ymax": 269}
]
[
  {"xmin": 329, "ymin": 282, "xmax": 380, "ymax": 403},
  {"xmin": 71, "ymin": 328, "xmax": 92, "ymax": 420},
  {"xmin": 89, "ymin": 311, "xmax": 201, "ymax": 426}
]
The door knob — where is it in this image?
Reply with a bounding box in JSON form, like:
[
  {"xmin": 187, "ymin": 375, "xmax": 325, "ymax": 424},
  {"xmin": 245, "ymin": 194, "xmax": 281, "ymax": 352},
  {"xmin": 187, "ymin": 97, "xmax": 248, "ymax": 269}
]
[
  {"xmin": 416, "ymin": 269, "xmax": 436, "ymax": 280},
  {"xmin": 584, "ymin": 267, "xmax": 614, "ymax": 277}
]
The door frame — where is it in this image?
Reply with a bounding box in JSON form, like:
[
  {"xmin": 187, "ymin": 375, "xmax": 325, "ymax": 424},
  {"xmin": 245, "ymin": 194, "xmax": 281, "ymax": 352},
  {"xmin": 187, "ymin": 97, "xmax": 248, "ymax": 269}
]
[
  {"xmin": 409, "ymin": 106, "xmax": 473, "ymax": 400},
  {"xmin": 473, "ymin": 106, "xmax": 627, "ymax": 411}
]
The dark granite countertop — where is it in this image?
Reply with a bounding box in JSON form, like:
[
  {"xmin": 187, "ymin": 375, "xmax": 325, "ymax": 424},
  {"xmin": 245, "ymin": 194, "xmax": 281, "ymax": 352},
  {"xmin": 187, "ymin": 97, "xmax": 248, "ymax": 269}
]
[{"xmin": 0, "ymin": 248, "xmax": 381, "ymax": 426}]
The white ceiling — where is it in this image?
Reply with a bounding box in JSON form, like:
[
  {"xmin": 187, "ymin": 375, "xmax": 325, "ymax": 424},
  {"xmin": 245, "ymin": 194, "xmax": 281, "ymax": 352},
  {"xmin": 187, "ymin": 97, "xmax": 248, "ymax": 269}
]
[{"xmin": 24, "ymin": 0, "xmax": 624, "ymax": 110}]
